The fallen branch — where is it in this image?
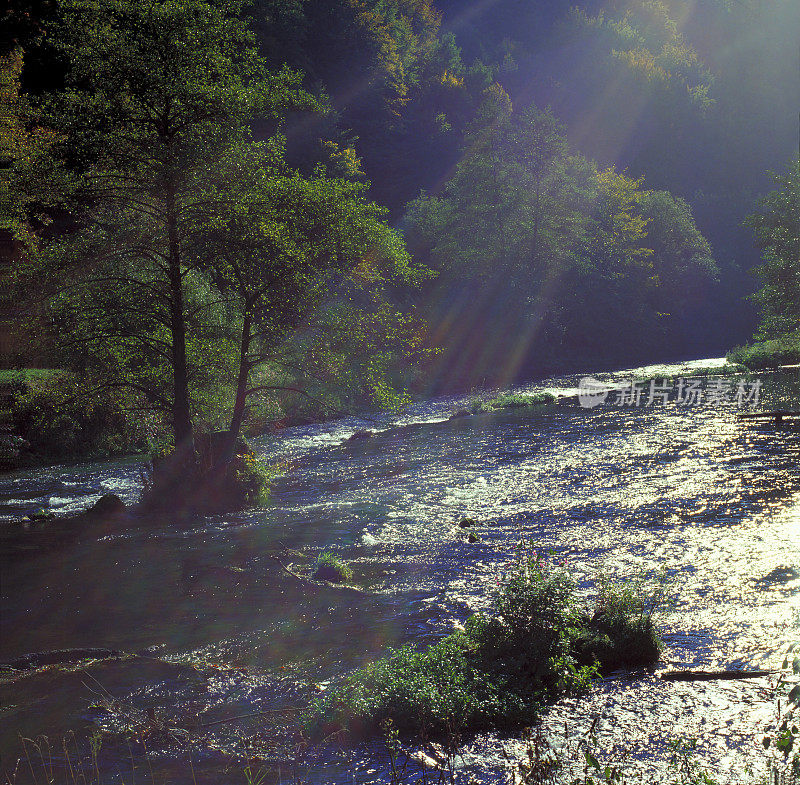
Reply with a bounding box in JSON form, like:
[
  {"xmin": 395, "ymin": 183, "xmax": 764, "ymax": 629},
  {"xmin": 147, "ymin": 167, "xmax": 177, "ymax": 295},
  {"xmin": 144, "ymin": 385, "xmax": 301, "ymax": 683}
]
[
  {"xmin": 660, "ymin": 669, "xmax": 776, "ymax": 681},
  {"xmin": 199, "ymin": 707, "xmax": 303, "ymax": 728}
]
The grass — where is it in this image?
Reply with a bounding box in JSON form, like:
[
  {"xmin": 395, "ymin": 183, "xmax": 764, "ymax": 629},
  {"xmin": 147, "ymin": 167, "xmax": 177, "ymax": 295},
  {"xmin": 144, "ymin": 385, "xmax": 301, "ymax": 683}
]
[
  {"xmin": 626, "ymin": 363, "xmax": 750, "ymax": 387},
  {"xmin": 572, "ymin": 569, "xmax": 668, "ymax": 673},
  {"xmin": 312, "ymin": 551, "xmax": 354, "ymax": 583},
  {"xmin": 727, "ymin": 333, "xmax": 800, "ymax": 371},
  {"xmin": 228, "ymin": 452, "xmax": 277, "ymax": 507},
  {"xmin": 0, "ymin": 368, "xmax": 65, "ymax": 385},
  {"xmin": 306, "ymin": 548, "xmax": 666, "ymax": 740},
  {"xmin": 469, "ymin": 391, "xmax": 557, "ymax": 414}
]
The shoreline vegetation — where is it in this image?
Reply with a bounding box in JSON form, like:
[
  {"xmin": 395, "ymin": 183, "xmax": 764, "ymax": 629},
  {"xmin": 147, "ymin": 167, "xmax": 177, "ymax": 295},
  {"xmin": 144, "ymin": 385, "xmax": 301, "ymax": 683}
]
[
  {"xmin": 727, "ymin": 333, "xmax": 800, "ymax": 371},
  {"xmin": 3, "ymin": 356, "xmax": 796, "ymax": 483},
  {"xmin": 307, "ymin": 549, "xmax": 667, "ymax": 740}
]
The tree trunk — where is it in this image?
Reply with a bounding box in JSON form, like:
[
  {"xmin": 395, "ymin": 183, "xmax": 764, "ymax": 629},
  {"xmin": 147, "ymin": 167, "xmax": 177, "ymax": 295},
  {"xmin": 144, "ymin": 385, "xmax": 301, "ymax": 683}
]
[
  {"xmin": 165, "ymin": 183, "xmax": 193, "ymax": 454},
  {"xmin": 221, "ymin": 310, "xmax": 252, "ymax": 465}
]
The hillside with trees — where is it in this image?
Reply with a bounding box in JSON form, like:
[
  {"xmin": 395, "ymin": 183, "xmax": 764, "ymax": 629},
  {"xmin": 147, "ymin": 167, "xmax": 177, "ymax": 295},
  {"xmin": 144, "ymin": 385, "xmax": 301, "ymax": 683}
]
[{"xmin": 2, "ymin": 0, "xmax": 798, "ymax": 455}]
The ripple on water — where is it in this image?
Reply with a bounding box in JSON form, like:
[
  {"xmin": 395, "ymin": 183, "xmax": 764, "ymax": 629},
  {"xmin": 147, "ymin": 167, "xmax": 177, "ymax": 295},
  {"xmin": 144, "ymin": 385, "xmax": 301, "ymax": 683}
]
[{"xmin": 0, "ymin": 362, "xmax": 799, "ymax": 782}]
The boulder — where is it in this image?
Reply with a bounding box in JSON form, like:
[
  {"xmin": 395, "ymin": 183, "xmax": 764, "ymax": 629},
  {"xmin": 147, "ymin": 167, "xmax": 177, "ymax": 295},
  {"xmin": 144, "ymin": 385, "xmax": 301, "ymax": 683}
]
[
  {"xmin": 449, "ymin": 409, "xmax": 472, "ymax": 420},
  {"xmin": 458, "ymin": 517, "xmax": 476, "ymax": 528},
  {"xmin": 27, "ymin": 508, "xmax": 55, "ymax": 522},
  {"xmin": 88, "ymin": 493, "xmax": 126, "ymax": 517},
  {"xmin": 312, "ymin": 562, "xmax": 349, "ymax": 583},
  {"xmin": 346, "ymin": 429, "xmax": 374, "ymax": 442}
]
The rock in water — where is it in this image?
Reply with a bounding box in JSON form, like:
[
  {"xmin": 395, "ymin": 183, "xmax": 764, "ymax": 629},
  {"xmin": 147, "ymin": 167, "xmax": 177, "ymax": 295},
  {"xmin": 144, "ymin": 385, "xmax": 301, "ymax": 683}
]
[
  {"xmin": 312, "ymin": 562, "xmax": 349, "ymax": 583},
  {"xmin": 449, "ymin": 409, "xmax": 472, "ymax": 419},
  {"xmin": 347, "ymin": 429, "xmax": 374, "ymax": 442},
  {"xmin": 88, "ymin": 493, "xmax": 126, "ymax": 517},
  {"xmin": 458, "ymin": 518, "xmax": 476, "ymax": 528}
]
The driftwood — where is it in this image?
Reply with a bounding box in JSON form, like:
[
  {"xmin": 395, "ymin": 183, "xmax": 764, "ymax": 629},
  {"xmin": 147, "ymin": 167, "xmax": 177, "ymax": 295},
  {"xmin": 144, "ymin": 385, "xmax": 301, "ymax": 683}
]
[
  {"xmin": 660, "ymin": 669, "xmax": 776, "ymax": 682},
  {"xmin": 266, "ymin": 553, "xmax": 363, "ymax": 595},
  {"xmin": 737, "ymin": 411, "xmax": 800, "ymax": 424},
  {"xmin": 1, "ymin": 648, "xmax": 121, "ymax": 670}
]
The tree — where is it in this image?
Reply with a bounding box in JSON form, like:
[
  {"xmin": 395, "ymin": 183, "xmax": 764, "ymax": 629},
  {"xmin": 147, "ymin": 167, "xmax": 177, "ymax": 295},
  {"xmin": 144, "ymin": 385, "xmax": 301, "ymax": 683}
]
[
  {"xmin": 745, "ymin": 161, "xmax": 800, "ymax": 339},
  {"xmin": 407, "ymin": 99, "xmax": 718, "ymax": 384},
  {"xmin": 200, "ymin": 136, "xmax": 428, "ymax": 457},
  {"xmin": 25, "ymin": 0, "xmax": 312, "ymax": 457}
]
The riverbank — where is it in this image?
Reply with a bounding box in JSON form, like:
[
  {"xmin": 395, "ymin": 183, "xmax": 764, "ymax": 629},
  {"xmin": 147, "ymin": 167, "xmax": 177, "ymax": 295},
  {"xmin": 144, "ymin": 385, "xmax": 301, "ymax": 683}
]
[
  {"xmin": 0, "ymin": 352, "xmax": 752, "ymax": 474},
  {"xmin": 727, "ymin": 333, "xmax": 800, "ymax": 371}
]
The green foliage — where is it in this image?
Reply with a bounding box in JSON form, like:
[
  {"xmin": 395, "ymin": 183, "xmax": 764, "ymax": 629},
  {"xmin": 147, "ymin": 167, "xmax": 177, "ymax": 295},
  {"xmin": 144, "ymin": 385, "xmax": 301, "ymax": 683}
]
[
  {"xmin": 470, "ymin": 391, "xmax": 556, "ymax": 413},
  {"xmin": 407, "ymin": 103, "xmax": 717, "ymax": 383},
  {"xmin": 312, "ymin": 552, "xmax": 354, "ymax": 583},
  {"xmin": 761, "ymin": 641, "xmax": 800, "ymax": 776},
  {"xmin": 745, "ymin": 161, "xmax": 800, "ymax": 341},
  {"xmin": 668, "ymin": 738, "xmax": 720, "ymax": 785},
  {"xmin": 9, "ymin": 0, "xmax": 431, "ymax": 468},
  {"xmin": 15, "ymin": 0, "xmax": 316, "ymax": 448},
  {"xmin": 572, "ymin": 569, "xmax": 668, "ymax": 672},
  {"xmin": 11, "ymin": 372, "xmax": 151, "ymax": 459},
  {"xmin": 226, "ymin": 452, "xmax": 274, "ymax": 507},
  {"xmin": 730, "ymin": 161, "xmax": 800, "ymax": 369},
  {"xmin": 307, "ymin": 548, "xmax": 605, "ymax": 739},
  {"xmin": 727, "ymin": 333, "xmax": 800, "ymax": 371}
]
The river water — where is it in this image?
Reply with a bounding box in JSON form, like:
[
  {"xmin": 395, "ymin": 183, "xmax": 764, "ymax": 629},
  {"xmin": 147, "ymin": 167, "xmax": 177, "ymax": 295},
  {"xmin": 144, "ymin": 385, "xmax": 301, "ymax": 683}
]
[{"xmin": 1, "ymin": 358, "xmax": 799, "ymax": 783}]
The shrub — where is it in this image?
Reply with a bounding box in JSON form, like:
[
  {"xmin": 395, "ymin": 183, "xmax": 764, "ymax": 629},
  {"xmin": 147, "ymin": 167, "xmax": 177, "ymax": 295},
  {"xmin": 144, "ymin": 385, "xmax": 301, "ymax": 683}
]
[
  {"xmin": 11, "ymin": 372, "xmax": 150, "ymax": 460},
  {"xmin": 306, "ymin": 548, "xmax": 597, "ymax": 739},
  {"xmin": 469, "ymin": 391, "xmax": 557, "ymax": 414},
  {"xmin": 312, "ymin": 552, "xmax": 354, "ymax": 583},
  {"xmin": 226, "ymin": 452, "xmax": 274, "ymax": 507},
  {"xmin": 572, "ymin": 569, "xmax": 668, "ymax": 672},
  {"xmin": 727, "ymin": 333, "xmax": 800, "ymax": 370}
]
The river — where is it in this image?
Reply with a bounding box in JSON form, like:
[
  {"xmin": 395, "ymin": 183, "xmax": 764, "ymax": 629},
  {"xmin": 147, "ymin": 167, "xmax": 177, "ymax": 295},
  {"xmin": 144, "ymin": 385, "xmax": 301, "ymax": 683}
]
[{"xmin": 1, "ymin": 358, "xmax": 799, "ymax": 783}]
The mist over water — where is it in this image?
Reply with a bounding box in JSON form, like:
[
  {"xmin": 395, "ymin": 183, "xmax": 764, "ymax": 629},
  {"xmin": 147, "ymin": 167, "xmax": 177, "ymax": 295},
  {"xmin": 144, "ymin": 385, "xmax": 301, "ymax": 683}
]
[{"xmin": 2, "ymin": 359, "xmax": 799, "ymax": 782}]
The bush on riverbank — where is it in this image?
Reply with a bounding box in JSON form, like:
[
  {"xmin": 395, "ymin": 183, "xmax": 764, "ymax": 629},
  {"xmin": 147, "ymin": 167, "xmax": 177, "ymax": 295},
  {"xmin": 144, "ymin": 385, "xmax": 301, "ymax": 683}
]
[
  {"xmin": 469, "ymin": 392, "xmax": 557, "ymax": 414},
  {"xmin": 10, "ymin": 371, "xmax": 151, "ymax": 461},
  {"xmin": 727, "ymin": 333, "xmax": 800, "ymax": 370},
  {"xmin": 307, "ymin": 550, "xmax": 665, "ymax": 739}
]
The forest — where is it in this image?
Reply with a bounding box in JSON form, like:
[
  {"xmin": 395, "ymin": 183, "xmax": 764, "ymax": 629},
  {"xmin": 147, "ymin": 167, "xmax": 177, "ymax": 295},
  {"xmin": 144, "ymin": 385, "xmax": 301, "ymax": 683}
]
[{"xmin": 2, "ymin": 0, "xmax": 799, "ymax": 465}]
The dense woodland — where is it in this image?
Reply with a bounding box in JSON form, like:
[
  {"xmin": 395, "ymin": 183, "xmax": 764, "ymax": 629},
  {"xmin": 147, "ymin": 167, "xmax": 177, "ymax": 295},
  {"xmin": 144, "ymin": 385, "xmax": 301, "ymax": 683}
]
[{"xmin": 1, "ymin": 0, "xmax": 799, "ymax": 465}]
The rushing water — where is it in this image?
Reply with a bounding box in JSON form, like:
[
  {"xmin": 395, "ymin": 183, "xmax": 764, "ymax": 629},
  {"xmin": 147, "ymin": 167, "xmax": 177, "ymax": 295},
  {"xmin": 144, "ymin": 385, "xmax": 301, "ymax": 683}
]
[{"xmin": 1, "ymin": 358, "xmax": 800, "ymax": 783}]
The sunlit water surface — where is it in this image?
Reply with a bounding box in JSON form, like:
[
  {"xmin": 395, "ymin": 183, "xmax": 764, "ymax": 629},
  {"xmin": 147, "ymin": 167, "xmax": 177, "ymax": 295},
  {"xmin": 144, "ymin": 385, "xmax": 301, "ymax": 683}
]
[{"xmin": 1, "ymin": 359, "xmax": 800, "ymax": 783}]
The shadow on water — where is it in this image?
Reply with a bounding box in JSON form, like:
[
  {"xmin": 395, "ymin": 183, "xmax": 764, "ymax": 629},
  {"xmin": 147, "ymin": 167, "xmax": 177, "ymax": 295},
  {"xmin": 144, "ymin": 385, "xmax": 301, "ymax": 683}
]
[{"xmin": 1, "ymin": 363, "xmax": 800, "ymax": 782}]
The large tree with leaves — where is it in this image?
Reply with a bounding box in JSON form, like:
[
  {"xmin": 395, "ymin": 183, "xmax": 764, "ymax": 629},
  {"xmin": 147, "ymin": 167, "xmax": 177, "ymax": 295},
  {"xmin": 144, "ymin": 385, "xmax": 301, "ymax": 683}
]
[
  {"xmin": 745, "ymin": 161, "xmax": 800, "ymax": 340},
  {"xmin": 21, "ymin": 0, "xmax": 312, "ymax": 456},
  {"xmin": 199, "ymin": 136, "xmax": 428, "ymax": 457}
]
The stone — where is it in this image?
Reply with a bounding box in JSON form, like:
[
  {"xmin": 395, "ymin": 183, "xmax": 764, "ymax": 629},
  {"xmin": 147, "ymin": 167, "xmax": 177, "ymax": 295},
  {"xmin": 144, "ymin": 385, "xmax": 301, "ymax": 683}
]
[
  {"xmin": 346, "ymin": 429, "xmax": 374, "ymax": 442},
  {"xmin": 312, "ymin": 562, "xmax": 348, "ymax": 583},
  {"xmin": 88, "ymin": 493, "xmax": 126, "ymax": 517}
]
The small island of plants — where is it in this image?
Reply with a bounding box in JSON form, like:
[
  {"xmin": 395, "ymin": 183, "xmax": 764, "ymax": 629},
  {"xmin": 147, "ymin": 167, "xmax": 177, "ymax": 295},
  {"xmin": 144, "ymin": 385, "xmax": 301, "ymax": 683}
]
[{"xmin": 307, "ymin": 547, "xmax": 668, "ymax": 740}]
